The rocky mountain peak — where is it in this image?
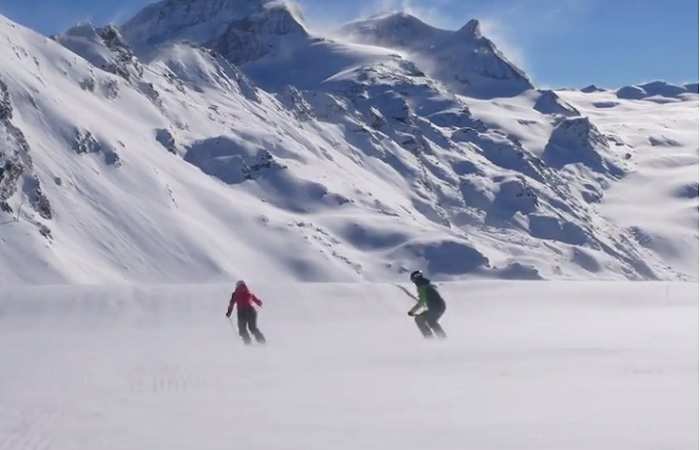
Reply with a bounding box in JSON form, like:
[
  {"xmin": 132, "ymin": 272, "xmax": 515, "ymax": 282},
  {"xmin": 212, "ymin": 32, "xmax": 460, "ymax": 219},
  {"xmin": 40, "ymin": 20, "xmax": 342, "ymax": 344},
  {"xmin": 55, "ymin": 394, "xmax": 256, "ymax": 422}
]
[{"xmin": 457, "ymin": 19, "xmax": 482, "ymax": 39}]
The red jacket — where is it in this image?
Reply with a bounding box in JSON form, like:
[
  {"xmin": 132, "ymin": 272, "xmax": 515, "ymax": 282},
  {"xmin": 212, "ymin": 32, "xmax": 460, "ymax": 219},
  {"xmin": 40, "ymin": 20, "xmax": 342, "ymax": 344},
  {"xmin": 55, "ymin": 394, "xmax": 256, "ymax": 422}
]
[{"xmin": 227, "ymin": 284, "xmax": 262, "ymax": 316}]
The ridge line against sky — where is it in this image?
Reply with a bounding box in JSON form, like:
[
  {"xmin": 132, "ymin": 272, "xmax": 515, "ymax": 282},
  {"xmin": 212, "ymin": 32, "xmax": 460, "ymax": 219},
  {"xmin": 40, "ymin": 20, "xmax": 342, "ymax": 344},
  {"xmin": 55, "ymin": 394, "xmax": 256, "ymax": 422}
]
[{"xmin": 0, "ymin": 0, "xmax": 697, "ymax": 88}]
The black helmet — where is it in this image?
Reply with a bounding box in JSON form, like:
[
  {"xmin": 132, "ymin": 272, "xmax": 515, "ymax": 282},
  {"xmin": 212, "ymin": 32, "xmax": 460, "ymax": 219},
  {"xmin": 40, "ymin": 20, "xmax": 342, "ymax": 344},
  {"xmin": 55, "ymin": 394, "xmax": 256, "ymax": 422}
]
[{"xmin": 410, "ymin": 270, "xmax": 424, "ymax": 283}]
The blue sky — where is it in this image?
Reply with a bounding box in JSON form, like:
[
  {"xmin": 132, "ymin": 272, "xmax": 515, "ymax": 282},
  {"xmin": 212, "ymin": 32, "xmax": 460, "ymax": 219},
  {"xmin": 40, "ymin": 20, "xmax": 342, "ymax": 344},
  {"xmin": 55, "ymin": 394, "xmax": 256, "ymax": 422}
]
[{"xmin": 0, "ymin": 0, "xmax": 697, "ymax": 88}]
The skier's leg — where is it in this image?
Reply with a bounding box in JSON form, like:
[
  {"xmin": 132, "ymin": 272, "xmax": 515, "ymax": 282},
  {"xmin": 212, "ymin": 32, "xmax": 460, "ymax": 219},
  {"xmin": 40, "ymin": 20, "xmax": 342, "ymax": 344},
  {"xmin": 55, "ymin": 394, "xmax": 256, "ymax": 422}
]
[
  {"xmin": 248, "ymin": 309, "xmax": 266, "ymax": 344},
  {"xmin": 429, "ymin": 320, "xmax": 447, "ymax": 339},
  {"xmin": 414, "ymin": 313, "xmax": 433, "ymax": 338},
  {"xmin": 237, "ymin": 309, "xmax": 252, "ymax": 344},
  {"xmin": 426, "ymin": 308, "xmax": 447, "ymax": 339}
]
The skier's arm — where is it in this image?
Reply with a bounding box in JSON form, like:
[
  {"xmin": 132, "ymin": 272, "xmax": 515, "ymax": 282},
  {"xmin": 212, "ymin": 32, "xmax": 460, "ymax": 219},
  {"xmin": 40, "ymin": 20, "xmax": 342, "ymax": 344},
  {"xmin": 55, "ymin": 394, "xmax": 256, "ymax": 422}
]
[
  {"xmin": 408, "ymin": 288, "xmax": 428, "ymax": 315},
  {"xmin": 252, "ymin": 295, "xmax": 263, "ymax": 307},
  {"xmin": 226, "ymin": 294, "xmax": 235, "ymax": 317}
]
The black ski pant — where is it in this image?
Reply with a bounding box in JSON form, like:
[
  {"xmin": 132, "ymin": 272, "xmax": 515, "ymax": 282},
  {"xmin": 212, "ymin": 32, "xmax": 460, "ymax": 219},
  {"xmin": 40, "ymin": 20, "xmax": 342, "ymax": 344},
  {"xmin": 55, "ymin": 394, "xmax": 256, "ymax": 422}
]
[
  {"xmin": 237, "ymin": 307, "xmax": 265, "ymax": 344},
  {"xmin": 414, "ymin": 306, "xmax": 446, "ymax": 338}
]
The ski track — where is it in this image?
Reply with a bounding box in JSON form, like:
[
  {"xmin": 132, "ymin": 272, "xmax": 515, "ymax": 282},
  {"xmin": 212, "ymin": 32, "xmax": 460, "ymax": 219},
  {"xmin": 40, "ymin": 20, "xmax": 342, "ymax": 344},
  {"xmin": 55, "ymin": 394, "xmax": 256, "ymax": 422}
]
[{"xmin": 0, "ymin": 406, "xmax": 55, "ymax": 450}]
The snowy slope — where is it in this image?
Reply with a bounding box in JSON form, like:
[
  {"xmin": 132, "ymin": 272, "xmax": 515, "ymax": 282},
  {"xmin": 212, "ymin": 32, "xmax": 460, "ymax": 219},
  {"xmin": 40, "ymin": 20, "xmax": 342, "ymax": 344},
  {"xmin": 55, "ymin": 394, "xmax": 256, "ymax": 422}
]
[
  {"xmin": 1, "ymin": 282, "xmax": 697, "ymax": 449},
  {"xmin": 0, "ymin": 0, "xmax": 697, "ymax": 284},
  {"xmin": 0, "ymin": 15, "xmax": 485, "ymax": 284},
  {"xmin": 0, "ymin": 16, "xmax": 380, "ymax": 283},
  {"xmin": 557, "ymin": 88, "xmax": 700, "ymax": 277}
]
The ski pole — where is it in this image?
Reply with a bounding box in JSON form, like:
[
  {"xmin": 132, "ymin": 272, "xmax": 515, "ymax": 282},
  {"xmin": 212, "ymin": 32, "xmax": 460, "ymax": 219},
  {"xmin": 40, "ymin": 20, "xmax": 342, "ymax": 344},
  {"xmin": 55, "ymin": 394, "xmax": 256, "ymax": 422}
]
[
  {"xmin": 396, "ymin": 284, "xmax": 423, "ymax": 317},
  {"xmin": 395, "ymin": 284, "xmax": 418, "ymax": 301}
]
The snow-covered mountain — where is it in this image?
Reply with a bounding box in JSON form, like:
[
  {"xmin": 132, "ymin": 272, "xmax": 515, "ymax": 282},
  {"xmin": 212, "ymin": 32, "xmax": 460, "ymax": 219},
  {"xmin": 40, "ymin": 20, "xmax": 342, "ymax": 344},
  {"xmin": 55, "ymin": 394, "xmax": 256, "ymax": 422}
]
[
  {"xmin": 121, "ymin": 0, "xmax": 396, "ymax": 91},
  {"xmin": 338, "ymin": 12, "xmax": 533, "ymax": 98},
  {"xmin": 0, "ymin": 0, "xmax": 697, "ymax": 284},
  {"xmin": 120, "ymin": 0, "xmax": 281, "ymax": 49}
]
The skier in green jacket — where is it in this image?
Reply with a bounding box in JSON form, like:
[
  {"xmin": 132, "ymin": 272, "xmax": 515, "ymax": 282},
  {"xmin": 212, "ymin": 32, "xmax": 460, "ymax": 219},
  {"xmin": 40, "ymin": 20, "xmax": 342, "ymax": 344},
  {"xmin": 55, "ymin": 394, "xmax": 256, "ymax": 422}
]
[{"xmin": 407, "ymin": 270, "xmax": 447, "ymax": 339}]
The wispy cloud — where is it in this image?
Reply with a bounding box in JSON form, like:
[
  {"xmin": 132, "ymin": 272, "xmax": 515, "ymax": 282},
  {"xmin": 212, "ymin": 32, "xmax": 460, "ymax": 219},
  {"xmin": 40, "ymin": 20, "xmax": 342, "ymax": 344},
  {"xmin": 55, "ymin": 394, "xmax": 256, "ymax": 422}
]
[
  {"xmin": 478, "ymin": 18, "xmax": 529, "ymax": 75},
  {"xmin": 357, "ymin": 1, "xmax": 533, "ymax": 79},
  {"xmin": 356, "ymin": 0, "xmax": 455, "ymax": 28},
  {"xmin": 104, "ymin": 0, "xmax": 151, "ymax": 26},
  {"xmin": 299, "ymin": 0, "xmax": 533, "ymax": 79}
]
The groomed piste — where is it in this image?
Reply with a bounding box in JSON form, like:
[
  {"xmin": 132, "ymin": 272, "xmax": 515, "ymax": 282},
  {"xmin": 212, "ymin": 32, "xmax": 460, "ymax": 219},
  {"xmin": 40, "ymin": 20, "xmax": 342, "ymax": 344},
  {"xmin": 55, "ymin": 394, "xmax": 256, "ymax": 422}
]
[{"xmin": 2, "ymin": 281, "xmax": 697, "ymax": 450}]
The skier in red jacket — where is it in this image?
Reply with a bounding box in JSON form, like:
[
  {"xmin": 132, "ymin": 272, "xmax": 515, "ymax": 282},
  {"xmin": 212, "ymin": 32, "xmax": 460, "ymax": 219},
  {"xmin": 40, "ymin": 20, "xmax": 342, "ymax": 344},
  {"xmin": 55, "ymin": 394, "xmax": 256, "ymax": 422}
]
[{"xmin": 226, "ymin": 280, "xmax": 266, "ymax": 345}]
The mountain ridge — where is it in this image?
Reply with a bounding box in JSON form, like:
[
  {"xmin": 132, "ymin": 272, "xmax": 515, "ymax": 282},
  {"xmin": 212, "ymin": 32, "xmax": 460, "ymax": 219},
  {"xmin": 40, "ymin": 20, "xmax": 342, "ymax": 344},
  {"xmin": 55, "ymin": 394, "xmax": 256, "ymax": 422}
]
[{"xmin": 338, "ymin": 12, "xmax": 533, "ymax": 98}]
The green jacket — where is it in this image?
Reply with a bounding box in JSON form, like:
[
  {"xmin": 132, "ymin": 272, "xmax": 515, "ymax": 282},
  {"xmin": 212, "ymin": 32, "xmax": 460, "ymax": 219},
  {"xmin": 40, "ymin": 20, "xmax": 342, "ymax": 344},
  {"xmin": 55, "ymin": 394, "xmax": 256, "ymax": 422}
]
[{"xmin": 416, "ymin": 283, "xmax": 446, "ymax": 312}]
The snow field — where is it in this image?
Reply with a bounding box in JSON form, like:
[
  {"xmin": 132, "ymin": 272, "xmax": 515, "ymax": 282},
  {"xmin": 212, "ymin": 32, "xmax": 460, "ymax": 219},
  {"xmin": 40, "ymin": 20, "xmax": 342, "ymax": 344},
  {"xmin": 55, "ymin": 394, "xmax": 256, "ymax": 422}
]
[{"xmin": 1, "ymin": 281, "xmax": 697, "ymax": 450}]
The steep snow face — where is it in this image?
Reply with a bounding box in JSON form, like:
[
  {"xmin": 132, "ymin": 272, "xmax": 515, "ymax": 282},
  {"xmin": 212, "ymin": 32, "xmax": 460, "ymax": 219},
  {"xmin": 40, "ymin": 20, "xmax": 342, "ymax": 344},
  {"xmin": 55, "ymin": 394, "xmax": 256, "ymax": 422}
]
[
  {"xmin": 338, "ymin": 13, "xmax": 533, "ymax": 98},
  {"xmin": 55, "ymin": 24, "xmax": 143, "ymax": 81},
  {"xmin": 0, "ymin": 78, "xmax": 52, "ymax": 228},
  {"xmin": 207, "ymin": 3, "xmax": 309, "ymax": 66}
]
